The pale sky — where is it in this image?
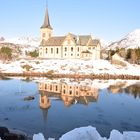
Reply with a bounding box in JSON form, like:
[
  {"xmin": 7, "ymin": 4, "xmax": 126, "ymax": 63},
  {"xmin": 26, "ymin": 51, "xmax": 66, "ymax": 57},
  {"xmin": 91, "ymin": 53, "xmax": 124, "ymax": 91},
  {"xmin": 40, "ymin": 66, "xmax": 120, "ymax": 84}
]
[{"xmin": 0, "ymin": 0, "xmax": 140, "ymax": 41}]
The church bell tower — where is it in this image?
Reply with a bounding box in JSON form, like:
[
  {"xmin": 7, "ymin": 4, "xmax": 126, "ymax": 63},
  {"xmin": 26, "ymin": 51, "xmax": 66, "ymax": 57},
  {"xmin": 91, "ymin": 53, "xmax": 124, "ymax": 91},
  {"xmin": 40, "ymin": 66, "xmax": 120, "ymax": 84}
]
[{"xmin": 40, "ymin": 7, "xmax": 53, "ymax": 41}]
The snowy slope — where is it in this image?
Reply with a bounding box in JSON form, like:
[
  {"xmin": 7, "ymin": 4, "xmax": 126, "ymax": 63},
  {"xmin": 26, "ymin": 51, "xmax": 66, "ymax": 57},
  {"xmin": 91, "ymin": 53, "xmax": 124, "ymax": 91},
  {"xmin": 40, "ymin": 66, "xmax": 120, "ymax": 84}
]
[
  {"xmin": 99, "ymin": 38, "xmax": 109, "ymax": 49},
  {"xmin": 108, "ymin": 29, "xmax": 140, "ymax": 50},
  {"xmin": 4, "ymin": 36, "xmax": 40, "ymax": 47}
]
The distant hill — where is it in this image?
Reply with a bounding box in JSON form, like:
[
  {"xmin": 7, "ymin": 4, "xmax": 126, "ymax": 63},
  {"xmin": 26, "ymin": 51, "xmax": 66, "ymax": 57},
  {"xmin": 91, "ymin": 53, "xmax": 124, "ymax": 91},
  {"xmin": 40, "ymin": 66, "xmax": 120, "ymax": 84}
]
[
  {"xmin": 0, "ymin": 37, "xmax": 5, "ymax": 42},
  {"xmin": 0, "ymin": 36, "xmax": 40, "ymax": 58},
  {"xmin": 4, "ymin": 36, "xmax": 40, "ymax": 47},
  {"xmin": 107, "ymin": 29, "xmax": 140, "ymax": 50}
]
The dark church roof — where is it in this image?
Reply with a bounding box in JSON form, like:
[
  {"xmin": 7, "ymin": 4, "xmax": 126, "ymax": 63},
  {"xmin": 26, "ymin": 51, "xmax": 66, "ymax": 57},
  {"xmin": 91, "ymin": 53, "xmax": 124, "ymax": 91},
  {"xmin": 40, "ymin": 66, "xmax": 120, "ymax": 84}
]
[{"xmin": 41, "ymin": 34, "xmax": 100, "ymax": 47}]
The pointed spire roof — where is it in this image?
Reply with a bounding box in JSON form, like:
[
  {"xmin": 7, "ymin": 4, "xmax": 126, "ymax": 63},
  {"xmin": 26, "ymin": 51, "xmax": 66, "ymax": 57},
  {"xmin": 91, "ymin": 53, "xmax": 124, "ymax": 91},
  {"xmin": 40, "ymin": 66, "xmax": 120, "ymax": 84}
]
[{"xmin": 41, "ymin": 7, "xmax": 53, "ymax": 29}]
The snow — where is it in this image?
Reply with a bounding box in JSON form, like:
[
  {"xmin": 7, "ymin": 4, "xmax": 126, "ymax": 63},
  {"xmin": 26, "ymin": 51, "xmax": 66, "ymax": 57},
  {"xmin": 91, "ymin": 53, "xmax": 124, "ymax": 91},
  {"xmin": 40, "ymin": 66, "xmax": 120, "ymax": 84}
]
[
  {"xmin": 0, "ymin": 59, "xmax": 140, "ymax": 76},
  {"xmin": 59, "ymin": 126, "xmax": 107, "ymax": 140},
  {"xmin": 123, "ymin": 131, "xmax": 140, "ymax": 140},
  {"xmin": 33, "ymin": 126, "xmax": 140, "ymax": 140},
  {"xmin": 4, "ymin": 36, "xmax": 40, "ymax": 47},
  {"xmin": 109, "ymin": 130, "xmax": 123, "ymax": 140},
  {"xmin": 33, "ymin": 133, "xmax": 45, "ymax": 140},
  {"xmin": 108, "ymin": 29, "xmax": 140, "ymax": 50}
]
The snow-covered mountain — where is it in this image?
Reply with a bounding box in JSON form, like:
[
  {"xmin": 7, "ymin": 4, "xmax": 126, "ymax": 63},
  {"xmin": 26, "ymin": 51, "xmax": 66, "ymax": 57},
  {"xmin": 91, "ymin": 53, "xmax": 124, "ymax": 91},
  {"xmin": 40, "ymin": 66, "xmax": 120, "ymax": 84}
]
[
  {"xmin": 99, "ymin": 39, "xmax": 109, "ymax": 49},
  {"xmin": 108, "ymin": 29, "xmax": 140, "ymax": 50},
  {"xmin": 4, "ymin": 36, "xmax": 40, "ymax": 47},
  {"xmin": 0, "ymin": 37, "xmax": 5, "ymax": 42}
]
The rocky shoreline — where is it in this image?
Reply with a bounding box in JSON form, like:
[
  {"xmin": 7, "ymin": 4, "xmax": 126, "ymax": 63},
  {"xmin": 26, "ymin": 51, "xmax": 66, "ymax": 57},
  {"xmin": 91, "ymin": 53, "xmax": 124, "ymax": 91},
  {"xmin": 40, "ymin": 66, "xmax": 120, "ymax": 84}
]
[
  {"xmin": 0, "ymin": 72, "xmax": 140, "ymax": 80},
  {"xmin": 0, "ymin": 126, "xmax": 31, "ymax": 140}
]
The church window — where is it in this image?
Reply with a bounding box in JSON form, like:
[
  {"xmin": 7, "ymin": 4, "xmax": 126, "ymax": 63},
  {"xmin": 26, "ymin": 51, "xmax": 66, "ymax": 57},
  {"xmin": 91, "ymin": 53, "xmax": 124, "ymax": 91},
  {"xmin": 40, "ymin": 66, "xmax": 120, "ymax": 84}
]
[
  {"xmin": 77, "ymin": 47, "xmax": 79, "ymax": 52},
  {"xmin": 63, "ymin": 89, "xmax": 66, "ymax": 94},
  {"xmin": 42, "ymin": 33, "xmax": 46, "ymax": 37},
  {"xmin": 41, "ymin": 98, "xmax": 44, "ymax": 104},
  {"xmin": 46, "ymin": 48, "xmax": 48, "ymax": 53},
  {"xmin": 51, "ymin": 48, "xmax": 53, "ymax": 54},
  {"xmin": 65, "ymin": 47, "xmax": 67, "ymax": 52},
  {"xmin": 56, "ymin": 48, "xmax": 59, "ymax": 54},
  {"xmin": 71, "ymin": 47, "xmax": 73, "ymax": 52},
  {"xmin": 71, "ymin": 54, "xmax": 73, "ymax": 56},
  {"xmin": 45, "ymin": 84, "xmax": 47, "ymax": 90},
  {"xmin": 55, "ymin": 85, "xmax": 58, "ymax": 91},
  {"xmin": 76, "ymin": 91, "xmax": 78, "ymax": 95},
  {"xmin": 50, "ymin": 85, "xmax": 52, "ymax": 90},
  {"xmin": 69, "ymin": 90, "xmax": 72, "ymax": 95}
]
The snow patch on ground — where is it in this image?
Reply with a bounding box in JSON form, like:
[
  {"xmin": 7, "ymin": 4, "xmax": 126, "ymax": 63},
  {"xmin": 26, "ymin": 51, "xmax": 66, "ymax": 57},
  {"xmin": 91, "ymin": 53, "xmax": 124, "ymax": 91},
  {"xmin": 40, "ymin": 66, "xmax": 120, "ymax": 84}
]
[
  {"xmin": 33, "ymin": 126, "xmax": 140, "ymax": 140},
  {"xmin": 0, "ymin": 59, "xmax": 140, "ymax": 76}
]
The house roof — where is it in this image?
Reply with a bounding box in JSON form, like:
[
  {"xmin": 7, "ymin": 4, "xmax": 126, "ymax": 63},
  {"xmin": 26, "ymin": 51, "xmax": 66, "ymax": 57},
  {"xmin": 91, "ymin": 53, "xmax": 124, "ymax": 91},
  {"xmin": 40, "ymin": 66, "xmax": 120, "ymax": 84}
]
[
  {"xmin": 40, "ymin": 34, "xmax": 100, "ymax": 47},
  {"xmin": 77, "ymin": 35, "xmax": 91, "ymax": 46},
  {"xmin": 88, "ymin": 39, "xmax": 100, "ymax": 46}
]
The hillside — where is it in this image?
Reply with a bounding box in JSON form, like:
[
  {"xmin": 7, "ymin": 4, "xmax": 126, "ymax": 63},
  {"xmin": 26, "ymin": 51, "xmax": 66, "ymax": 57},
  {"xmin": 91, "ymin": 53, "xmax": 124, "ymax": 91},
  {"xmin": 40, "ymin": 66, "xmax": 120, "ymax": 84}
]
[{"xmin": 108, "ymin": 29, "xmax": 140, "ymax": 50}]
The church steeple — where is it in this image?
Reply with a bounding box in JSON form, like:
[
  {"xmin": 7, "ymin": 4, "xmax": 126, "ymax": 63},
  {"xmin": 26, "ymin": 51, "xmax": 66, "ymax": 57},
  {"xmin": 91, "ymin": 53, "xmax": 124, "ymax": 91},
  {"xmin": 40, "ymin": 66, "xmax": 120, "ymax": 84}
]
[
  {"xmin": 41, "ymin": 7, "xmax": 52, "ymax": 29},
  {"xmin": 40, "ymin": 7, "xmax": 53, "ymax": 41}
]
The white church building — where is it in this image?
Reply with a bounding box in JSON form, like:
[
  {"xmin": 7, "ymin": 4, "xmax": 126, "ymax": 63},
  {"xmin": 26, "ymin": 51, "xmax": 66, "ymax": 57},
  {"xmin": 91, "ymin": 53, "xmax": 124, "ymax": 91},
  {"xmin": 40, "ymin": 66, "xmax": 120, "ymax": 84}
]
[{"xmin": 39, "ymin": 8, "xmax": 101, "ymax": 59}]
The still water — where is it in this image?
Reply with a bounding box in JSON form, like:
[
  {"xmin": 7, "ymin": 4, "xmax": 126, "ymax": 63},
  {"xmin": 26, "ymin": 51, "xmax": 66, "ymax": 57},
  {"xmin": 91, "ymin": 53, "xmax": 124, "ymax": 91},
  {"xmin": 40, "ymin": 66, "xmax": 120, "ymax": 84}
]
[{"xmin": 0, "ymin": 78, "xmax": 140, "ymax": 139}]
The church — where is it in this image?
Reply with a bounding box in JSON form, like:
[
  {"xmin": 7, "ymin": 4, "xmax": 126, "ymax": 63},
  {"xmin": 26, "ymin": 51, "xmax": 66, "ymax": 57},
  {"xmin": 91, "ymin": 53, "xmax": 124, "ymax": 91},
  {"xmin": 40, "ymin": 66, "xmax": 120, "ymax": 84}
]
[{"xmin": 39, "ymin": 8, "xmax": 101, "ymax": 59}]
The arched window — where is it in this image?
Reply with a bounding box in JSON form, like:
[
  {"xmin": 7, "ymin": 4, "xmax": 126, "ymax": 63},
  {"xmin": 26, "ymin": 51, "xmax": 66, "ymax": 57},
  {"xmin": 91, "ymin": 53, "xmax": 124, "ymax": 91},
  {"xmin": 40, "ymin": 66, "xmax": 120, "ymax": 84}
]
[
  {"xmin": 55, "ymin": 85, "xmax": 58, "ymax": 91},
  {"xmin": 69, "ymin": 90, "xmax": 72, "ymax": 95},
  {"xmin": 51, "ymin": 48, "xmax": 53, "ymax": 54},
  {"xmin": 56, "ymin": 48, "xmax": 59, "ymax": 54},
  {"xmin": 46, "ymin": 48, "xmax": 48, "ymax": 53},
  {"xmin": 50, "ymin": 85, "xmax": 52, "ymax": 90},
  {"xmin": 71, "ymin": 47, "xmax": 73, "ymax": 52},
  {"xmin": 77, "ymin": 47, "xmax": 79, "ymax": 52},
  {"xmin": 45, "ymin": 84, "xmax": 47, "ymax": 90},
  {"xmin": 65, "ymin": 47, "xmax": 67, "ymax": 52}
]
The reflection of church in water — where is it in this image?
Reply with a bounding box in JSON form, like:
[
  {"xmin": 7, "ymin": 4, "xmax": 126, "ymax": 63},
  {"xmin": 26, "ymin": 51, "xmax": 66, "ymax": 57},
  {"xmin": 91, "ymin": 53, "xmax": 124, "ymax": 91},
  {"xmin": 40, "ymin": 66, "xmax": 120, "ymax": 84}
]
[{"xmin": 39, "ymin": 81, "xmax": 99, "ymax": 109}]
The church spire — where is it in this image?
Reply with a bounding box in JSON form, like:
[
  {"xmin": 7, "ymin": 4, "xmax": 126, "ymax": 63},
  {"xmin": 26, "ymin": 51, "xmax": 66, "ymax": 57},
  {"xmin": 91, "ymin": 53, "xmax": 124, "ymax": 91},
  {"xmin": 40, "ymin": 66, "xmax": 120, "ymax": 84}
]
[{"xmin": 41, "ymin": 7, "xmax": 52, "ymax": 29}]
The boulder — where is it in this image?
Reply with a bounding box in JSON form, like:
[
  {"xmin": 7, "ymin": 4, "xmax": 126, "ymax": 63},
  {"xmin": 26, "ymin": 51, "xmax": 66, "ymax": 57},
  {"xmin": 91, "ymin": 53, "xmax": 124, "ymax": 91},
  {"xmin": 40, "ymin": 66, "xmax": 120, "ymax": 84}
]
[{"xmin": 0, "ymin": 127, "xmax": 9, "ymax": 139}]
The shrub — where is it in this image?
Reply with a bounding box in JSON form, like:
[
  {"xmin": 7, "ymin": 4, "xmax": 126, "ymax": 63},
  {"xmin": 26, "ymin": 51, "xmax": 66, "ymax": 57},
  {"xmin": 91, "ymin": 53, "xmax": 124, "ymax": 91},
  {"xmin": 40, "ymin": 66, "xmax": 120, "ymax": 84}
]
[
  {"xmin": 28, "ymin": 50, "xmax": 38, "ymax": 58},
  {"xmin": 0, "ymin": 47, "xmax": 12, "ymax": 60},
  {"xmin": 22, "ymin": 65, "xmax": 32, "ymax": 71}
]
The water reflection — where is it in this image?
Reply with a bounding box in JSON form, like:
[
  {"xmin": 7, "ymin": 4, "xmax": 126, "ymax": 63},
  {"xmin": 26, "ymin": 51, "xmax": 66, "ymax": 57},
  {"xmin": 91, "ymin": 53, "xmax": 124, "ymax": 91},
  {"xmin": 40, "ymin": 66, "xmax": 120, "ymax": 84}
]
[
  {"xmin": 39, "ymin": 81, "xmax": 99, "ymax": 108},
  {"xmin": 108, "ymin": 81, "xmax": 140, "ymax": 98},
  {"xmin": 37, "ymin": 79, "xmax": 140, "ymax": 138},
  {"xmin": 1, "ymin": 78, "xmax": 140, "ymax": 139}
]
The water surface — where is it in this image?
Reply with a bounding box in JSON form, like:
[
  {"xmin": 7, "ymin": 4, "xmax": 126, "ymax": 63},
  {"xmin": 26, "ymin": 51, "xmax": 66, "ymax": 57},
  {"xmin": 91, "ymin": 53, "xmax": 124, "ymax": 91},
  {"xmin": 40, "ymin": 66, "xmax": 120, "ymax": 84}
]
[{"xmin": 0, "ymin": 78, "xmax": 140, "ymax": 139}]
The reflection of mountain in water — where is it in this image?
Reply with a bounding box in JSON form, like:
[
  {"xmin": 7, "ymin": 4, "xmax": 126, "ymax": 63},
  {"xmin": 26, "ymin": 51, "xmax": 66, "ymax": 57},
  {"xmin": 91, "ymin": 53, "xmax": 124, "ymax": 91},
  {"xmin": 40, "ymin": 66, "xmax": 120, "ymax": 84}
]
[
  {"xmin": 39, "ymin": 81, "xmax": 99, "ymax": 108},
  {"xmin": 108, "ymin": 81, "xmax": 140, "ymax": 98}
]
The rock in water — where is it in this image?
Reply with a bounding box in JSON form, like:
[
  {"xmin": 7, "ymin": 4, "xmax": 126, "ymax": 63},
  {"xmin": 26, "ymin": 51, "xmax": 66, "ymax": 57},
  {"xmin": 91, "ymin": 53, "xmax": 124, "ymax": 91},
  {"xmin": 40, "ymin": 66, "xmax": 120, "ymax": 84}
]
[{"xmin": 24, "ymin": 96, "xmax": 35, "ymax": 101}]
